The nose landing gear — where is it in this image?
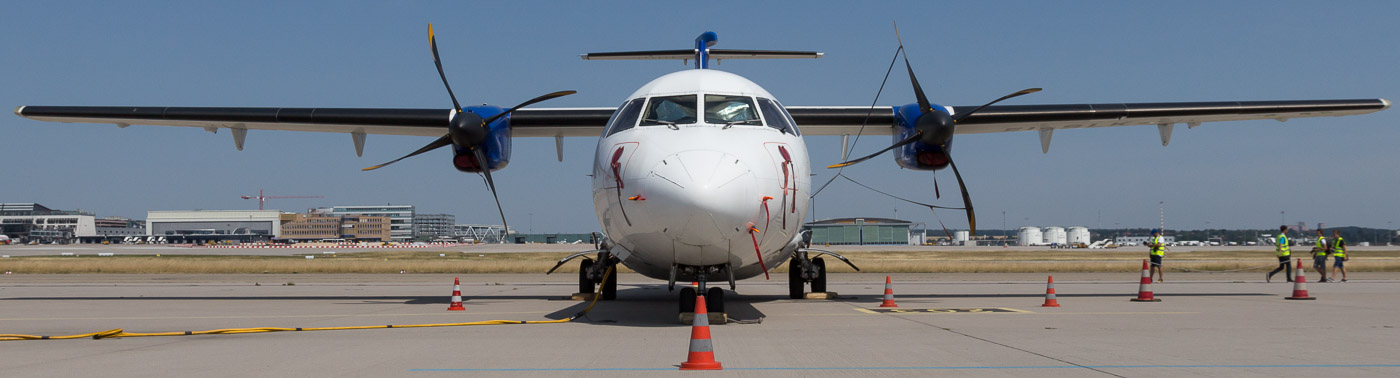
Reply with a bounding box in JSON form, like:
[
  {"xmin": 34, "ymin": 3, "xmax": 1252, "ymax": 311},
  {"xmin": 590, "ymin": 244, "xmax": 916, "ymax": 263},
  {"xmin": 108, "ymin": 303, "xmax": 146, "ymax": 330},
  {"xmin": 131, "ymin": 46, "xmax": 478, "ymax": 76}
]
[{"xmin": 675, "ymin": 264, "xmax": 729, "ymax": 322}]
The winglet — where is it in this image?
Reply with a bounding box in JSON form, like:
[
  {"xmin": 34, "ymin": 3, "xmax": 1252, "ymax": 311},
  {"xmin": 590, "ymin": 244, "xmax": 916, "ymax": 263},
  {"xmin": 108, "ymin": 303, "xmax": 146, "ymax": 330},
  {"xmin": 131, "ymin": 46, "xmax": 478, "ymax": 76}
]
[
  {"xmin": 13, "ymin": 106, "xmax": 23, "ymax": 117},
  {"xmin": 1382, "ymin": 98, "xmax": 1392, "ymax": 110}
]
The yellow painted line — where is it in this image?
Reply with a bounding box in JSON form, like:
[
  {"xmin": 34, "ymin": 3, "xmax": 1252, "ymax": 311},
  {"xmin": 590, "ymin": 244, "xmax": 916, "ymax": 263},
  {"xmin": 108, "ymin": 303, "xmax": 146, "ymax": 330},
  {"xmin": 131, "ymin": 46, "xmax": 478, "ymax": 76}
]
[
  {"xmin": 1027, "ymin": 311, "xmax": 1198, "ymax": 315},
  {"xmin": 850, "ymin": 308, "xmax": 1196, "ymax": 316},
  {"xmin": 854, "ymin": 307, "xmax": 1035, "ymax": 314},
  {"xmin": 0, "ymin": 311, "xmax": 550, "ymax": 321}
]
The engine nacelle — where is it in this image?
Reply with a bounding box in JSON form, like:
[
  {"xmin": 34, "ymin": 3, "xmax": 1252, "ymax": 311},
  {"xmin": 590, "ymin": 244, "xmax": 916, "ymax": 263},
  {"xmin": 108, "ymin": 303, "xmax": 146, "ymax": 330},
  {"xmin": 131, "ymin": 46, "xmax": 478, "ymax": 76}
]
[
  {"xmin": 892, "ymin": 103, "xmax": 953, "ymax": 171},
  {"xmin": 451, "ymin": 105, "xmax": 512, "ymax": 172}
]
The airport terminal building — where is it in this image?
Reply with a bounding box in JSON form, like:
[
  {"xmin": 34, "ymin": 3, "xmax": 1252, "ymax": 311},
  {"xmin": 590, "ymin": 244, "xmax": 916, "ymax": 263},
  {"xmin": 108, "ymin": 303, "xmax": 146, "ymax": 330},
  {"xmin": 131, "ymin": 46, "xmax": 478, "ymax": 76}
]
[{"xmin": 2, "ymin": 202, "xmax": 145, "ymax": 243}]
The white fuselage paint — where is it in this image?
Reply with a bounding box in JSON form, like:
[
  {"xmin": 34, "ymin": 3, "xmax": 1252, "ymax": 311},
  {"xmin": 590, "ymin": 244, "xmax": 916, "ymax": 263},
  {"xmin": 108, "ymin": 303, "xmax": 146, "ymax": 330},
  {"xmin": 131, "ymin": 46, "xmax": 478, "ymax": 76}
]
[{"xmin": 590, "ymin": 70, "xmax": 810, "ymax": 282}]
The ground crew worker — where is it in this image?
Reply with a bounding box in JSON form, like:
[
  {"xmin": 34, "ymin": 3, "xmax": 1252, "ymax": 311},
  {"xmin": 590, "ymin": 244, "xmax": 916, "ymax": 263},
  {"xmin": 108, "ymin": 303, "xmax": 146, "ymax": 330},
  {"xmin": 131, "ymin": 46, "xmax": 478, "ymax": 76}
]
[
  {"xmin": 1147, "ymin": 229, "xmax": 1166, "ymax": 283},
  {"xmin": 1331, "ymin": 229, "xmax": 1348, "ymax": 282},
  {"xmin": 1267, "ymin": 225, "xmax": 1293, "ymax": 283},
  {"xmin": 1312, "ymin": 229, "xmax": 1329, "ymax": 282}
]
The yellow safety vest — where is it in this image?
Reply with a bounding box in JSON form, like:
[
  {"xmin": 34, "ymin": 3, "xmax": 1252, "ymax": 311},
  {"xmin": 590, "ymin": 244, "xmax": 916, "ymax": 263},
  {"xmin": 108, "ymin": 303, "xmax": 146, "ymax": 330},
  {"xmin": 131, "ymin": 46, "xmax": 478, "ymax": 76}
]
[
  {"xmin": 1277, "ymin": 235, "xmax": 1291, "ymax": 257},
  {"xmin": 1332, "ymin": 237, "xmax": 1346, "ymax": 258},
  {"xmin": 1150, "ymin": 235, "xmax": 1165, "ymax": 256},
  {"xmin": 1315, "ymin": 238, "xmax": 1329, "ymax": 257}
]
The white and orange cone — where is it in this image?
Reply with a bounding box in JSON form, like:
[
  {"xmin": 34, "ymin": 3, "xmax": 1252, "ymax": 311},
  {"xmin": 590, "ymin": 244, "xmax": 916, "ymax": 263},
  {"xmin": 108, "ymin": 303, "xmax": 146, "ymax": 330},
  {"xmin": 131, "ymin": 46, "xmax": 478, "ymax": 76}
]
[
  {"xmin": 447, "ymin": 277, "xmax": 466, "ymax": 311},
  {"xmin": 1286, "ymin": 258, "xmax": 1316, "ymax": 300},
  {"xmin": 1130, "ymin": 259, "xmax": 1161, "ymax": 302},
  {"xmin": 879, "ymin": 276, "xmax": 898, "ymax": 308},
  {"xmin": 1041, "ymin": 275, "xmax": 1061, "ymax": 307},
  {"xmin": 679, "ymin": 295, "xmax": 723, "ymax": 370}
]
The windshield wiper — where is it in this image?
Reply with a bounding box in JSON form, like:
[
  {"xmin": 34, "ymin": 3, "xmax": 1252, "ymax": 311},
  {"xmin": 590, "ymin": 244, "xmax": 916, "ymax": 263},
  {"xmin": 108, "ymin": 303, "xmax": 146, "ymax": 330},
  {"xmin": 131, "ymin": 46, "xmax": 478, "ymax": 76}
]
[
  {"xmin": 722, "ymin": 119, "xmax": 762, "ymax": 129},
  {"xmin": 642, "ymin": 118, "xmax": 680, "ymax": 129}
]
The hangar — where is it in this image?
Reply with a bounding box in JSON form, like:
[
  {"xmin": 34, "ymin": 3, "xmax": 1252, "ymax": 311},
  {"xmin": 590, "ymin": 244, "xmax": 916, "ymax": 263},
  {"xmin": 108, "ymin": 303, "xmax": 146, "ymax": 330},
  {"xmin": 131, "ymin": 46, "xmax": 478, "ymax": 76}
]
[
  {"xmin": 804, "ymin": 218, "xmax": 924, "ymax": 246},
  {"xmin": 146, "ymin": 210, "xmax": 281, "ymax": 243}
]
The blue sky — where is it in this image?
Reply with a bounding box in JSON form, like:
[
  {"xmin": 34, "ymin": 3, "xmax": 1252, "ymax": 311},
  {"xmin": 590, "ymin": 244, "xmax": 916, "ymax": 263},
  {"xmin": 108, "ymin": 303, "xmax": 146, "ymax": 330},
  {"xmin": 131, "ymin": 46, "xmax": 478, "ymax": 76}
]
[{"xmin": 2, "ymin": 1, "xmax": 1396, "ymax": 233}]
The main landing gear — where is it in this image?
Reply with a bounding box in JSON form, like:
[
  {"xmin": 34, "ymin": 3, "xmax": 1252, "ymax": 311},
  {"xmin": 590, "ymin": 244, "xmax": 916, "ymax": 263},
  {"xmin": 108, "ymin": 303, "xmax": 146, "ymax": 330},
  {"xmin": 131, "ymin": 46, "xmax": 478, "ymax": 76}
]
[
  {"xmin": 788, "ymin": 251, "xmax": 826, "ymax": 299},
  {"xmin": 789, "ymin": 248, "xmax": 860, "ymax": 299},
  {"xmin": 555, "ymin": 251, "xmax": 617, "ymax": 300}
]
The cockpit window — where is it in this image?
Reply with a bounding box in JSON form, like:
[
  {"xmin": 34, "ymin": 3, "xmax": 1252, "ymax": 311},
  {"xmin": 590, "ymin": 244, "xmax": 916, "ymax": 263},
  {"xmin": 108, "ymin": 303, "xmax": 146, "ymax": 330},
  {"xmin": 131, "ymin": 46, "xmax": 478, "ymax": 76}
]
[
  {"xmin": 756, "ymin": 98, "xmax": 799, "ymax": 135},
  {"xmin": 639, "ymin": 95, "xmax": 698, "ymax": 126},
  {"xmin": 603, "ymin": 98, "xmax": 644, "ymax": 137},
  {"xmin": 704, "ymin": 95, "xmax": 761, "ymax": 126}
]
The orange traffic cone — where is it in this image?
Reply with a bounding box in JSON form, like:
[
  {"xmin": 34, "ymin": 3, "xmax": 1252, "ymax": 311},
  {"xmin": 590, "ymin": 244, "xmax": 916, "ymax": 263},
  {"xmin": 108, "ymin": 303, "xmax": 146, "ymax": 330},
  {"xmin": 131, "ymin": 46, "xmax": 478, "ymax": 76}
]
[
  {"xmin": 1130, "ymin": 259, "xmax": 1161, "ymax": 302},
  {"xmin": 679, "ymin": 295, "xmax": 723, "ymax": 370},
  {"xmin": 447, "ymin": 277, "xmax": 466, "ymax": 311},
  {"xmin": 1286, "ymin": 258, "xmax": 1316, "ymax": 300},
  {"xmin": 1041, "ymin": 275, "xmax": 1061, "ymax": 307},
  {"xmin": 879, "ymin": 276, "xmax": 898, "ymax": 307}
]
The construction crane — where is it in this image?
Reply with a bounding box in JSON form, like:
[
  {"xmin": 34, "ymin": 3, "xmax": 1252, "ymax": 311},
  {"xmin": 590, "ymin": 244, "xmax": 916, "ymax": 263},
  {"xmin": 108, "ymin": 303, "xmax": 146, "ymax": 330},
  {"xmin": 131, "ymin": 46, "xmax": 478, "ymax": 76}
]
[{"xmin": 240, "ymin": 189, "xmax": 323, "ymax": 210}]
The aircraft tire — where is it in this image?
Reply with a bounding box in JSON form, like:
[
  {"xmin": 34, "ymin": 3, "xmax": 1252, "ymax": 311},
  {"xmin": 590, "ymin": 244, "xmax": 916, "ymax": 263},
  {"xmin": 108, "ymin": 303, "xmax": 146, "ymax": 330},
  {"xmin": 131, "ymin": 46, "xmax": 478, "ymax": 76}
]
[
  {"xmin": 601, "ymin": 264, "xmax": 618, "ymax": 300},
  {"xmin": 788, "ymin": 259, "xmax": 804, "ymax": 299},
  {"xmin": 705, "ymin": 287, "xmax": 725, "ymax": 313},
  {"xmin": 679, "ymin": 287, "xmax": 697, "ymax": 313},
  {"xmin": 811, "ymin": 258, "xmax": 827, "ymax": 293},
  {"xmin": 578, "ymin": 259, "xmax": 594, "ymax": 294}
]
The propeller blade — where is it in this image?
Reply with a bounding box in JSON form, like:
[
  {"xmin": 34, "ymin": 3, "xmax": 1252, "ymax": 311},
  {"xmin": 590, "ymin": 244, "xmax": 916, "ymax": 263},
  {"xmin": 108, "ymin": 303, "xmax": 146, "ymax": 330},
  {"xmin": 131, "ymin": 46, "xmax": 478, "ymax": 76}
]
[
  {"xmin": 947, "ymin": 156, "xmax": 975, "ymax": 236},
  {"xmin": 428, "ymin": 24, "xmax": 463, "ymax": 112},
  {"xmin": 952, "ymin": 88, "xmax": 1042, "ymax": 123},
  {"xmin": 361, "ymin": 135, "xmax": 452, "ymax": 171},
  {"xmin": 473, "ymin": 147, "xmax": 509, "ymax": 233},
  {"xmin": 825, "ymin": 132, "xmax": 920, "ymax": 169},
  {"xmin": 933, "ymin": 173, "xmax": 941, "ymax": 199},
  {"xmin": 480, "ymin": 90, "xmax": 578, "ymax": 126},
  {"xmin": 893, "ymin": 22, "xmax": 933, "ymax": 114}
]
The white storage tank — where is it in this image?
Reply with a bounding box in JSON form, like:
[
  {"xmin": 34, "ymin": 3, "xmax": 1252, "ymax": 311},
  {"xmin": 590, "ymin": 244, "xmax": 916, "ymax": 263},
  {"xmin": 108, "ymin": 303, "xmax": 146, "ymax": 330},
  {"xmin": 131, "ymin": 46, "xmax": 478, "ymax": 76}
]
[
  {"xmin": 1067, "ymin": 227, "xmax": 1091, "ymax": 245},
  {"xmin": 1018, "ymin": 227, "xmax": 1043, "ymax": 246},
  {"xmin": 953, "ymin": 231, "xmax": 970, "ymax": 246},
  {"xmin": 1042, "ymin": 227, "xmax": 1066, "ymax": 245}
]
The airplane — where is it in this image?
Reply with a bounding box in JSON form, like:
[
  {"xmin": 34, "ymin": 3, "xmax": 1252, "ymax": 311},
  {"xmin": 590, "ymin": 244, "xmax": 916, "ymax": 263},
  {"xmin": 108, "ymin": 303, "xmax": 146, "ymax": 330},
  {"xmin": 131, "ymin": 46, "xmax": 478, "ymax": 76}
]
[{"xmin": 14, "ymin": 26, "xmax": 1389, "ymax": 314}]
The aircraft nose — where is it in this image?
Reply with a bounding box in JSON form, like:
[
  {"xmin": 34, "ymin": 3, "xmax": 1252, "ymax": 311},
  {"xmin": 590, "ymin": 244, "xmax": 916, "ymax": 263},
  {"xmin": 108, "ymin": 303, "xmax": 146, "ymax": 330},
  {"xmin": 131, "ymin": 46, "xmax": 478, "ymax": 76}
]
[{"xmin": 642, "ymin": 150, "xmax": 758, "ymax": 246}]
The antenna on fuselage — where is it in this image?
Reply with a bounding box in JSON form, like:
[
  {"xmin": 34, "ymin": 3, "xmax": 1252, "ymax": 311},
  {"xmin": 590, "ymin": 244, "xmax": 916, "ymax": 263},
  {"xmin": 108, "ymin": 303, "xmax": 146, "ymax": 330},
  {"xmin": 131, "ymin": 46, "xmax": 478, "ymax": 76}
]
[{"xmin": 580, "ymin": 32, "xmax": 822, "ymax": 68}]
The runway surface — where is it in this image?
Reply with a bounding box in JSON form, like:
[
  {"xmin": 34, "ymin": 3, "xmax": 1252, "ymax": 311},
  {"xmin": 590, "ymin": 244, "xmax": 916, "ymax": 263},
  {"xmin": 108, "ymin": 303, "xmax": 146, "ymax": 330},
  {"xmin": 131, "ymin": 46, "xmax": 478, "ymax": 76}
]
[{"xmin": 3, "ymin": 272, "xmax": 1399, "ymax": 377}]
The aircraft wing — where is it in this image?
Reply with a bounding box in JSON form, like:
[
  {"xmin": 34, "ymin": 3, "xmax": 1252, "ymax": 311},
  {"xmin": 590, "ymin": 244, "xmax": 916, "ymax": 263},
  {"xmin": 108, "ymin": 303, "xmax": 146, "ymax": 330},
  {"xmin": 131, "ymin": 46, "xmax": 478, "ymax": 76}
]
[
  {"xmin": 17, "ymin": 98, "xmax": 1389, "ymax": 142},
  {"xmin": 789, "ymin": 99, "xmax": 1390, "ymax": 136},
  {"xmin": 13, "ymin": 106, "xmax": 614, "ymax": 138}
]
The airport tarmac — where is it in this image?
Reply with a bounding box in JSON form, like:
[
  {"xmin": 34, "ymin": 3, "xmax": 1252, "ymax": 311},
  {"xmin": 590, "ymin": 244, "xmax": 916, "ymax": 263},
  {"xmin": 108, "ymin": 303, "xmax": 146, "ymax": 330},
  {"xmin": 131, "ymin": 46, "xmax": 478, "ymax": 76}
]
[
  {"xmin": 4, "ymin": 243, "xmax": 1398, "ymax": 257},
  {"xmin": 3, "ymin": 272, "xmax": 1399, "ymax": 377}
]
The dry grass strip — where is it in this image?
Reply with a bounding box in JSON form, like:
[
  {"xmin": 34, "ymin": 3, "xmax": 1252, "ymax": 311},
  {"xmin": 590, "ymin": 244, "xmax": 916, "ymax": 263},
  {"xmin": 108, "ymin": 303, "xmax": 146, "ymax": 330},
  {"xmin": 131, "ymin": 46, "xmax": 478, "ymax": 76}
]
[{"xmin": 2, "ymin": 250, "xmax": 1398, "ymax": 274}]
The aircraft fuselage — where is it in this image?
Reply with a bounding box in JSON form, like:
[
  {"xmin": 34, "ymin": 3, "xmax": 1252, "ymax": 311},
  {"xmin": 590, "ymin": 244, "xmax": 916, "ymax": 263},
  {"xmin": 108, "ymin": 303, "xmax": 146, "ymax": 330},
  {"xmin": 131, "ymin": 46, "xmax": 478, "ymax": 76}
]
[{"xmin": 590, "ymin": 69, "xmax": 810, "ymax": 282}]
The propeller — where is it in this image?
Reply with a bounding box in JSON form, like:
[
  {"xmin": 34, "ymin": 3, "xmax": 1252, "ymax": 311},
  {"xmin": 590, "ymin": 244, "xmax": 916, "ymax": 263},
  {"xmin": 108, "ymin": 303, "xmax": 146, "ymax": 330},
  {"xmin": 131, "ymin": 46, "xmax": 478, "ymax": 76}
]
[
  {"xmin": 362, "ymin": 24, "xmax": 577, "ymax": 233},
  {"xmin": 824, "ymin": 23, "xmax": 1041, "ymax": 236}
]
